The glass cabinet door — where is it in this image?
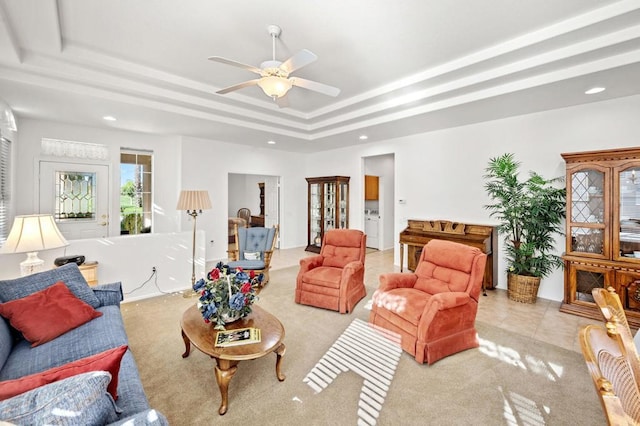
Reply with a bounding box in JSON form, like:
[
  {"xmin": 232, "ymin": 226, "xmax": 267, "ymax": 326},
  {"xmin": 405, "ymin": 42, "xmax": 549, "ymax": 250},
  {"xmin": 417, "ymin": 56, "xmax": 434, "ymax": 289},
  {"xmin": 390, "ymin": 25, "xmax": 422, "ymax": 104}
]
[
  {"xmin": 616, "ymin": 164, "xmax": 640, "ymax": 260},
  {"xmin": 324, "ymin": 182, "xmax": 335, "ymax": 231},
  {"xmin": 338, "ymin": 181, "xmax": 348, "ymax": 228},
  {"xmin": 310, "ymin": 182, "xmax": 322, "ymax": 248},
  {"xmin": 306, "ymin": 176, "xmax": 350, "ymax": 252},
  {"xmin": 568, "ymin": 167, "xmax": 607, "ymax": 257}
]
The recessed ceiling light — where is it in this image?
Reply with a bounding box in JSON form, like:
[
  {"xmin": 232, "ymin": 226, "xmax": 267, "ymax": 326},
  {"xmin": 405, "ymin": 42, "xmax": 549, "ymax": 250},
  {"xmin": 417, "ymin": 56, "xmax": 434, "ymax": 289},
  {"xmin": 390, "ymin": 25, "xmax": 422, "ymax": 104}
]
[
  {"xmin": 103, "ymin": 116, "xmax": 117, "ymax": 121},
  {"xmin": 267, "ymin": 140, "xmax": 276, "ymax": 145},
  {"xmin": 359, "ymin": 135, "xmax": 368, "ymax": 140},
  {"xmin": 585, "ymin": 87, "xmax": 605, "ymax": 95}
]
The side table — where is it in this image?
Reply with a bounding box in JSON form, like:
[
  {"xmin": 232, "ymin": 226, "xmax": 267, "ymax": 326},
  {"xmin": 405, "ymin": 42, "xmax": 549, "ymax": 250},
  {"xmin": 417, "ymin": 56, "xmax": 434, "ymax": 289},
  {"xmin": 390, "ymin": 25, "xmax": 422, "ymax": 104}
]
[{"xmin": 79, "ymin": 261, "xmax": 99, "ymax": 286}]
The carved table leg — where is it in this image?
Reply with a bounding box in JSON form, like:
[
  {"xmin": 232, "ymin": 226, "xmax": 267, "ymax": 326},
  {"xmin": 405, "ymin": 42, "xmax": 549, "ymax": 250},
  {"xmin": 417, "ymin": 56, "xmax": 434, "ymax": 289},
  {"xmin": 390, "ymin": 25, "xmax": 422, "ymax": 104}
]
[
  {"xmin": 214, "ymin": 359, "xmax": 239, "ymax": 415},
  {"xmin": 181, "ymin": 329, "xmax": 191, "ymax": 358},
  {"xmin": 400, "ymin": 243, "xmax": 404, "ymax": 272},
  {"xmin": 275, "ymin": 343, "xmax": 286, "ymax": 381}
]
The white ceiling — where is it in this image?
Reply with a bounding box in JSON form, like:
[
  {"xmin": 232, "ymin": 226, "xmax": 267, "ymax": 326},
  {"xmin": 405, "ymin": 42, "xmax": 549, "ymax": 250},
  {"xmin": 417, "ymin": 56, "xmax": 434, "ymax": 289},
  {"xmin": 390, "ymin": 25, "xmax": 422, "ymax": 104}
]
[{"xmin": 1, "ymin": 0, "xmax": 639, "ymax": 152}]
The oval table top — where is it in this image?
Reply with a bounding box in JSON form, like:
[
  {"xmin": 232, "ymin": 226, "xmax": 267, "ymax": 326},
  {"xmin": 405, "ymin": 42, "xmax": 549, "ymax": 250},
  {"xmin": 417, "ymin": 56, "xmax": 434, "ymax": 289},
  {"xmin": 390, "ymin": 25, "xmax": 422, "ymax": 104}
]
[{"xmin": 181, "ymin": 304, "xmax": 285, "ymax": 361}]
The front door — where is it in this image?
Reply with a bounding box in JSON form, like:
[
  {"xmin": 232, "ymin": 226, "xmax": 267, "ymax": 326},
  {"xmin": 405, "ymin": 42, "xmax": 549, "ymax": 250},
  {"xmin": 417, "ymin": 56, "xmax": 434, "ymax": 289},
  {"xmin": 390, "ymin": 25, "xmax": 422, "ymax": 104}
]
[{"xmin": 39, "ymin": 161, "xmax": 110, "ymax": 240}]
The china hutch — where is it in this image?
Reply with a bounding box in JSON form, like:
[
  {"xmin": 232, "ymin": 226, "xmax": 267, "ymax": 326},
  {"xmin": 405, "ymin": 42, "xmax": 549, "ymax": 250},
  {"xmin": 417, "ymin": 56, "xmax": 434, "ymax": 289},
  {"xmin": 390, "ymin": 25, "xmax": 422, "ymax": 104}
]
[
  {"xmin": 306, "ymin": 176, "xmax": 350, "ymax": 253},
  {"xmin": 561, "ymin": 147, "xmax": 640, "ymax": 328}
]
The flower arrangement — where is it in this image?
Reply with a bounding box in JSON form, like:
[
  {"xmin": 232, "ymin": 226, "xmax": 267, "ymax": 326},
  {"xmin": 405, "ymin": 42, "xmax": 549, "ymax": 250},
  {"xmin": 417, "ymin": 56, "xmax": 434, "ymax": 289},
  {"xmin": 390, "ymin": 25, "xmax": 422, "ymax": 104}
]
[{"xmin": 193, "ymin": 262, "xmax": 263, "ymax": 330}]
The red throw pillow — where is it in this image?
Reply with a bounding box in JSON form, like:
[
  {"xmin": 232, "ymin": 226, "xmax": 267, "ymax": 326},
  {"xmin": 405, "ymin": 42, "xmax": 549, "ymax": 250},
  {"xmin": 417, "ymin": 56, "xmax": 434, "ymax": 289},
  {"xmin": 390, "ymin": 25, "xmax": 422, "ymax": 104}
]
[
  {"xmin": 0, "ymin": 281, "xmax": 102, "ymax": 347},
  {"xmin": 0, "ymin": 345, "xmax": 128, "ymax": 401}
]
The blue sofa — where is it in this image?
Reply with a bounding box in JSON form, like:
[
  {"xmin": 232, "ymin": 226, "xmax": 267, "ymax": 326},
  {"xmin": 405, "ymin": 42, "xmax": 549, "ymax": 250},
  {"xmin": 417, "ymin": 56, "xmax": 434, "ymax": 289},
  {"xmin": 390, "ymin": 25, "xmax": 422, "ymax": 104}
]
[{"xmin": 0, "ymin": 264, "xmax": 167, "ymax": 425}]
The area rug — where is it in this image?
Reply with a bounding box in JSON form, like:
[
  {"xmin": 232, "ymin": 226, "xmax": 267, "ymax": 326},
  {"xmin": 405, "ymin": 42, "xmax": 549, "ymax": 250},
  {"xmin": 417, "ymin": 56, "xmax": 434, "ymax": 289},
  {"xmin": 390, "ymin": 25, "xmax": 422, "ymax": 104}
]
[{"xmin": 121, "ymin": 266, "xmax": 605, "ymax": 425}]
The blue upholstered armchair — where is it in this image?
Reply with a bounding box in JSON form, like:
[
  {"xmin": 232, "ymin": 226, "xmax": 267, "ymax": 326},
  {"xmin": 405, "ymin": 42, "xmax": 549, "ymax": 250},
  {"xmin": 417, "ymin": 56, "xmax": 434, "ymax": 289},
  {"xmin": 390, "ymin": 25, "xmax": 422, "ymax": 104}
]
[{"xmin": 228, "ymin": 224, "xmax": 279, "ymax": 285}]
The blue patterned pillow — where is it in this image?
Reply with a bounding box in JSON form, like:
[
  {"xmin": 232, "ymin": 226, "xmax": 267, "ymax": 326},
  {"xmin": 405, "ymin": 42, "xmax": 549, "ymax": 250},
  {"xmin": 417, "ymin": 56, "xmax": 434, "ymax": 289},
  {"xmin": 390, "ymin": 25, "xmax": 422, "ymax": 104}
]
[
  {"xmin": 0, "ymin": 371, "xmax": 119, "ymax": 425},
  {"xmin": 0, "ymin": 263, "xmax": 100, "ymax": 308}
]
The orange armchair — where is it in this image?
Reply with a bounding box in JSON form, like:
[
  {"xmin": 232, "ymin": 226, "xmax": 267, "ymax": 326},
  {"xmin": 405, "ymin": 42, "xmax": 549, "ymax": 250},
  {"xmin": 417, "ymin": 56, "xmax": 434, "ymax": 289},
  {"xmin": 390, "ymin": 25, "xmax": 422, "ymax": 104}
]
[
  {"xmin": 369, "ymin": 239, "xmax": 487, "ymax": 364},
  {"xmin": 295, "ymin": 229, "xmax": 367, "ymax": 313}
]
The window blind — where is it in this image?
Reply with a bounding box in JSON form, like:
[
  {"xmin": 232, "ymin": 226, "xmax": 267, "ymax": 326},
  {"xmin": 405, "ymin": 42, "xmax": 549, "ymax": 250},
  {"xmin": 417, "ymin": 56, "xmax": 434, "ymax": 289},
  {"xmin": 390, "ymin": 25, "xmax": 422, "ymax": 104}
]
[{"xmin": 0, "ymin": 137, "xmax": 11, "ymax": 244}]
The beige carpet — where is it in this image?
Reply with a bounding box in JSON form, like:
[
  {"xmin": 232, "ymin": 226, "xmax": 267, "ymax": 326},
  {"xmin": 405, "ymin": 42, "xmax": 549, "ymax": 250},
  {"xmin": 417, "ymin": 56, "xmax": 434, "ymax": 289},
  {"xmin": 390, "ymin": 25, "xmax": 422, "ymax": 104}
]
[{"xmin": 121, "ymin": 266, "xmax": 605, "ymax": 425}]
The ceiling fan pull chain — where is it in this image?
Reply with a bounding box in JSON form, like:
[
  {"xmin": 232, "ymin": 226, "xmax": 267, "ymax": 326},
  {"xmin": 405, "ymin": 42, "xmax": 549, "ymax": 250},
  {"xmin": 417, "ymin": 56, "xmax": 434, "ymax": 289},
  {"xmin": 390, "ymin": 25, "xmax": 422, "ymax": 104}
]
[{"xmin": 272, "ymin": 31, "xmax": 276, "ymax": 61}]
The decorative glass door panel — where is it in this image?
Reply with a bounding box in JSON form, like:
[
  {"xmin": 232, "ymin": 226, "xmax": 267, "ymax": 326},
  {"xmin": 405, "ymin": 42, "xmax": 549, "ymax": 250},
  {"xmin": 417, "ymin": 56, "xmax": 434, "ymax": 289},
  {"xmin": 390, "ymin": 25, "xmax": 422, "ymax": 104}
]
[
  {"xmin": 324, "ymin": 182, "xmax": 335, "ymax": 231},
  {"xmin": 570, "ymin": 169, "xmax": 604, "ymax": 223},
  {"xmin": 616, "ymin": 165, "xmax": 640, "ymax": 259},
  {"xmin": 56, "ymin": 172, "xmax": 96, "ymax": 220},
  {"xmin": 567, "ymin": 166, "xmax": 608, "ymax": 258},
  {"xmin": 574, "ymin": 269, "xmax": 605, "ymax": 303},
  {"xmin": 310, "ymin": 182, "xmax": 322, "ymax": 248},
  {"xmin": 339, "ymin": 181, "xmax": 348, "ymax": 228}
]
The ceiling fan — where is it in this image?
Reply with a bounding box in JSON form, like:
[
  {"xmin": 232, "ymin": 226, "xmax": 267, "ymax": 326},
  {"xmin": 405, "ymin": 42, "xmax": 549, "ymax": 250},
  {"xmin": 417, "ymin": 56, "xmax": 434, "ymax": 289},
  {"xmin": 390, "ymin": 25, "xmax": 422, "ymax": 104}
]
[{"xmin": 208, "ymin": 25, "xmax": 340, "ymax": 107}]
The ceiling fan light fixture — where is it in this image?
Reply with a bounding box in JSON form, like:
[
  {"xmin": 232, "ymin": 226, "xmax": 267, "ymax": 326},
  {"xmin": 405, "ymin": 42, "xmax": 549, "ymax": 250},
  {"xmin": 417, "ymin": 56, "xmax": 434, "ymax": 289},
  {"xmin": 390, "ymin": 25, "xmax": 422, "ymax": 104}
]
[{"xmin": 257, "ymin": 76, "xmax": 293, "ymax": 98}]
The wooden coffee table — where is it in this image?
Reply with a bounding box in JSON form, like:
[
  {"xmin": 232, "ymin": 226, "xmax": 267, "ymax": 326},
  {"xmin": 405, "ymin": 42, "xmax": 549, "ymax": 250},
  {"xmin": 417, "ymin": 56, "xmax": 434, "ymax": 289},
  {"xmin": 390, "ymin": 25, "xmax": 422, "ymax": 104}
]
[{"xmin": 180, "ymin": 304, "xmax": 286, "ymax": 415}]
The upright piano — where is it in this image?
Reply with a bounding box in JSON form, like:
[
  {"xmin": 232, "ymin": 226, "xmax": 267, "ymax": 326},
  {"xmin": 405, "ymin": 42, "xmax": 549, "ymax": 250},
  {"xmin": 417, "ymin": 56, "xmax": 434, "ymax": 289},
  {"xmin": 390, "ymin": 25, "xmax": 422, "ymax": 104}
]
[{"xmin": 399, "ymin": 219, "xmax": 498, "ymax": 290}]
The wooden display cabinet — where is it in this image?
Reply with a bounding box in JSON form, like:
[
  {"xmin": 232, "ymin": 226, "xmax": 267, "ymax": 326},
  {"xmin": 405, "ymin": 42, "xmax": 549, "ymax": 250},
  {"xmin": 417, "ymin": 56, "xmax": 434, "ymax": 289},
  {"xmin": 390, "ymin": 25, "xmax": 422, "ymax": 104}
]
[
  {"xmin": 561, "ymin": 147, "xmax": 640, "ymax": 328},
  {"xmin": 306, "ymin": 176, "xmax": 350, "ymax": 253}
]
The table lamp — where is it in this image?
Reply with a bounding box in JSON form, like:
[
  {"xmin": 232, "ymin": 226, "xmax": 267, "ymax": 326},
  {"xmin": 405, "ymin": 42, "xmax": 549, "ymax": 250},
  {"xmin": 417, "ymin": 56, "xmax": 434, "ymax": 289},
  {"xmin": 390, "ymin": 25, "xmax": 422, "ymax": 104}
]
[
  {"xmin": 0, "ymin": 214, "xmax": 69, "ymax": 276},
  {"xmin": 177, "ymin": 190, "xmax": 212, "ymax": 296}
]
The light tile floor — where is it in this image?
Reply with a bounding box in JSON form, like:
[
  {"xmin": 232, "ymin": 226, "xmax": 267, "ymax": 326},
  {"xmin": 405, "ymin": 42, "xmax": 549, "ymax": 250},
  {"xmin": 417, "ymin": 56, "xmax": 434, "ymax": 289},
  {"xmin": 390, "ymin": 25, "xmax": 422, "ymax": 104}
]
[{"xmin": 266, "ymin": 246, "xmax": 602, "ymax": 354}]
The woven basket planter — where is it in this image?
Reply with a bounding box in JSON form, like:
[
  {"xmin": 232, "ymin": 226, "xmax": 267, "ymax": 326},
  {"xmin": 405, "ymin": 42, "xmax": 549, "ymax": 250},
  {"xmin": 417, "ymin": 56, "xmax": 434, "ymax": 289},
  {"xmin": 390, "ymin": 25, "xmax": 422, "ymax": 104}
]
[{"xmin": 507, "ymin": 273, "xmax": 541, "ymax": 304}]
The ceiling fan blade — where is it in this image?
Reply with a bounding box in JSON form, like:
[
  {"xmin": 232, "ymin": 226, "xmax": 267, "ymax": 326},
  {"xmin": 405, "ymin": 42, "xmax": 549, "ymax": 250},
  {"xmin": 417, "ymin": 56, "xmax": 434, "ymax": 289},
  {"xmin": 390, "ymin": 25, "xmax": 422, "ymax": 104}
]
[
  {"xmin": 208, "ymin": 56, "xmax": 263, "ymax": 75},
  {"xmin": 275, "ymin": 95, "xmax": 290, "ymax": 109},
  {"xmin": 280, "ymin": 49, "xmax": 318, "ymax": 74},
  {"xmin": 216, "ymin": 79, "xmax": 260, "ymax": 94},
  {"xmin": 292, "ymin": 77, "xmax": 340, "ymax": 97}
]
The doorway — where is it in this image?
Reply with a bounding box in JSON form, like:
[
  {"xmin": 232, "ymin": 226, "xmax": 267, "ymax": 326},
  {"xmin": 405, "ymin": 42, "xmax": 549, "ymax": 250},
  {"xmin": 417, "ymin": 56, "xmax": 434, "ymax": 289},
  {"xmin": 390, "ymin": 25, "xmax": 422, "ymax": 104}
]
[
  {"xmin": 363, "ymin": 154, "xmax": 395, "ymax": 251},
  {"xmin": 228, "ymin": 173, "xmax": 280, "ymax": 248}
]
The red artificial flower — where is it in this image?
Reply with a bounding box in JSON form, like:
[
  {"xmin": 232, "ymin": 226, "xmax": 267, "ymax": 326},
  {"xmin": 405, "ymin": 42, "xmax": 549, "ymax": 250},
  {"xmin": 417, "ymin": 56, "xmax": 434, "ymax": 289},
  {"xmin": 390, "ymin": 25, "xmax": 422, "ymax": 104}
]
[
  {"xmin": 204, "ymin": 319, "xmax": 210, "ymax": 324},
  {"xmin": 209, "ymin": 268, "xmax": 220, "ymax": 280},
  {"xmin": 240, "ymin": 282, "xmax": 252, "ymax": 294},
  {"xmin": 236, "ymin": 267, "xmax": 243, "ymax": 272},
  {"xmin": 249, "ymin": 270, "xmax": 255, "ymax": 279}
]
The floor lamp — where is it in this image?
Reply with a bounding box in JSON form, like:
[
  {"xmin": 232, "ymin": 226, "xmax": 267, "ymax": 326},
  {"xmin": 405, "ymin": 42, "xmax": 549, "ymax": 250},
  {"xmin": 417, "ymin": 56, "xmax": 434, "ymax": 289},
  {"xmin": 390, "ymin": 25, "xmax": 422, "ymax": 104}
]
[
  {"xmin": 177, "ymin": 190, "xmax": 212, "ymax": 297},
  {"xmin": 0, "ymin": 214, "xmax": 69, "ymax": 276}
]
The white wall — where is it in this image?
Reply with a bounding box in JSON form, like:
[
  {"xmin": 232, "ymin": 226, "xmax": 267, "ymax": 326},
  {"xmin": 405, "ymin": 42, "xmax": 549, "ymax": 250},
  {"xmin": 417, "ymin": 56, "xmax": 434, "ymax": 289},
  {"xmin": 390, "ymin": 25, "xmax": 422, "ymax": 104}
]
[
  {"xmin": 305, "ymin": 94, "xmax": 640, "ymax": 301},
  {"xmin": 4, "ymin": 95, "xmax": 640, "ymax": 303},
  {"xmin": 179, "ymin": 136, "xmax": 307, "ymax": 263},
  {"xmin": 228, "ymin": 173, "xmax": 268, "ymax": 218},
  {"xmin": 0, "ymin": 119, "xmax": 202, "ymax": 299},
  {"xmin": 13, "ymin": 119, "xmax": 182, "ymax": 233}
]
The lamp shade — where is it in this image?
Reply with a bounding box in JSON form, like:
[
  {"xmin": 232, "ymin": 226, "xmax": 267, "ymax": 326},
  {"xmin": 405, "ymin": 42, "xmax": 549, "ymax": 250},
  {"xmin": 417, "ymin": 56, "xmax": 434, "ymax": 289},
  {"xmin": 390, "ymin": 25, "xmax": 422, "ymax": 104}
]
[
  {"xmin": 257, "ymin": 76, "xmax": 293, "ymax": 98},
  {"xmin": 176, "ymin": 190, "xmax": 212, "ymax": 211},
  {"xmin": 0, "ymin": 214, "xmax": 69, "ymax": 254}
]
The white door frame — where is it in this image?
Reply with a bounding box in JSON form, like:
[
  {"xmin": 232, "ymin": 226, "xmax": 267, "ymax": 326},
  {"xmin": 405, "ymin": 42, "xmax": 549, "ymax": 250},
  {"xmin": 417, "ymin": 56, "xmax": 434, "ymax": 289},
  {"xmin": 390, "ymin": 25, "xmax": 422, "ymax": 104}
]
[{"xmin": 35, "ymin": 157, "xmax": 113, "ymax": 239}]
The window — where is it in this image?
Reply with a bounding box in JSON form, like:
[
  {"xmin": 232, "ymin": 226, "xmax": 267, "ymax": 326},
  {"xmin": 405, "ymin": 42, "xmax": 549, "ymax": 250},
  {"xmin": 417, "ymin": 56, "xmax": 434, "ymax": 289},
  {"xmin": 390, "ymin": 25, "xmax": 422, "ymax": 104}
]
[
  {"xmin": 120, "ymin": 149, "xmax": 152, "ymax": 235},
  {"xmin": 0, "ymin": 136, "xmax": 10, "ymax": 243}
]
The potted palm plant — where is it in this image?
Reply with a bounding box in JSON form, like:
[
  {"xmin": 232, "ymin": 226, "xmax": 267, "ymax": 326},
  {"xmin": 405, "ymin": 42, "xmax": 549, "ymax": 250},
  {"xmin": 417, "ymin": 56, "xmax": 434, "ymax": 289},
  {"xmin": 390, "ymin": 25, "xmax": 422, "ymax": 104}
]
[{"xmin": 484, "ymin": 153, "xmax": 566, "ymax": 303}]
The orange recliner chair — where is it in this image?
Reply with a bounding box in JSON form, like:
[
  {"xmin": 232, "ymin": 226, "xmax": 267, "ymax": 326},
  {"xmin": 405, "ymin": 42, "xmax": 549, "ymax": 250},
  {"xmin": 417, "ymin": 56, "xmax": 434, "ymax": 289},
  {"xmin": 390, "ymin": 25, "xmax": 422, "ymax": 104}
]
[
  {"xmin": 369, "ymin": 239, "xmax": 487, "ymax": 364},
  {"xmin": 295, "ymin": 229, "xmax": 367, "ymax": 313}
]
